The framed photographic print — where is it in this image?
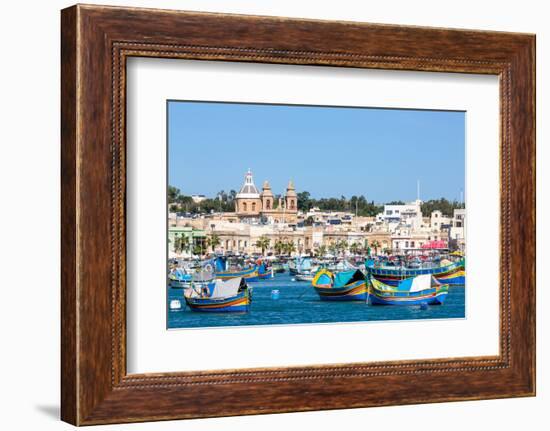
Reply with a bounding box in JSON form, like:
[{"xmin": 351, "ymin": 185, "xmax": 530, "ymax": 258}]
[{"xmin": 61, "ymin": 4, "xmax": 535, "ymax": 425}]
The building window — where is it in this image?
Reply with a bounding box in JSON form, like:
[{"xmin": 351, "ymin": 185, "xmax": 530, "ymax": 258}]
[
  {"xmin": 411, "ymin": 241, "xmax": 415, "ymax": 248},
  {"xmin": 405, "ymin": 241, "xmax": 409, "ymax": 248},
  {"xmin": 266, "ymin": 199, "xmax": 271, "ymax": 209},
  {"xmin": 243, "ymin": 202, "xmax": 247, "ymax": 212},
  {"xmin": 244, "ymin": 241, "xmax": 247, "ymax": 247},
  {"xmin": 290, "ymin": 200, "xmax": 295, "ymax": 209},
  {"xmin": 252, "ymin": 202, "xmax": 256, "ymax": 211},
  {"xmin": 386, "ymin": 210, "xmax": 393, "ymax": 215}
]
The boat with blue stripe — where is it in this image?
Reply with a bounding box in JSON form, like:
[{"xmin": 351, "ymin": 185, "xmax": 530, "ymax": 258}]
[
  {"xmin": 213, "ymin": 256, "xmax": 260, "ymax": 281},
  {"xmin": 184, "ymin": 277, "xmax": 251, "ymax": 312},
  {"xmin": 365, "ymin": 258, "xmax": 465, "ymax": 286},
  {"xmin": 312, "ymin": 269, "xmax": 368, "ymax": 301},
  {"xmin": 168, "ymin": 268, "xmax": 193, "ymax": 288},
  {"xmin": 369, "ymin": 274, "xmax": 449, "ymax": 305}
]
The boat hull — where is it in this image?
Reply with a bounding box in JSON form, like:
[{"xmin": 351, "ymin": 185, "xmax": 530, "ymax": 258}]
[
  {"xmin": 369, "ymin": 289, "xmax": 448, "ymax": 305},
  {"xmin": 169, "ymin": 279, "xmax": 192, "ymax": 289},
  {"xmin": 215, "ymin": 266, "xmax": 259, "ymax": 282},
  {"xmin": 314, "ymin": 280, "xmax": 368, "ymax": 301},
  {"xmin": 185, "ymin": 291, "xmax": 250, "ymax": 312},
  {"xmin": 367, "ymin": 259, "xmax": 465, "ymax": 286}
]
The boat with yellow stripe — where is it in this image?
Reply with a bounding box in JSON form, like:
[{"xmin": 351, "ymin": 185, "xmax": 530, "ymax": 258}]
[
  {"xmin": 312, "ymin": 269, "xmax": 368, "ymax": 301},
  {"xmin": 366, "ymin": 258, "xmax": 465, "ymax": 286},
  {"xmin": 213, "ymin": 256, "xmax": 260, "ymax": 281},
  {"xmin": 369, "ymin": 274, "xmax": 449, "ymax": 305},
  {"xmin": 184, "ymin": 277, "xmax": 251, "ymax": 312}
]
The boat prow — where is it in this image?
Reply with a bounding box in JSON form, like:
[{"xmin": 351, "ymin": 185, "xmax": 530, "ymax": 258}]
[{"xmin": 312, "ymin": 269, "xmax": 368, "ymax": 301}]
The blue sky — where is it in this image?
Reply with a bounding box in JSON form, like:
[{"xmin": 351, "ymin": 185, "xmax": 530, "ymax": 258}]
[{"xmin": 168, "ymin": 101, "xmax": 465, "ymax": 203}]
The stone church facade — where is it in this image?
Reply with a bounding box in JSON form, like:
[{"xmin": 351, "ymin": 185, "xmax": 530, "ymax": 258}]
[{"xmin": 234, "ymin": 169, "xmax": 298, "ymax": 223}]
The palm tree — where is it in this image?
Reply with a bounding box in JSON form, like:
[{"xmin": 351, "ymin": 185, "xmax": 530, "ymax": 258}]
[
  {"xmin": 349, "ymin": 242, "xmax": 360, "ymax": 255},
  {"xmin": 207, "ymin": 233, "xmax": 221, "ymax": 252},
  {"xmin": 371, "ymin": 240, "xmax": 381, "ymax": 256},
  {"xmin": 316, "ymin": 245, "xmax": 327, "ymax": 258},
  {"xmin": 255, "ymin": 236, "xmax": 270, "ymax": 255},
  {"xmin": 274, "ymin": 240, "xmax": 285, "ymax": 256},
  {"xmin": 336, "ymin": 239, "xmax": 348, "ymax": 256},
  {"xmin": 173, "ymin": 233, "xmax": 189, "ymax": 254},
  {"xmin": 284, "ymin": 241, "xmax": 296, "ymax": 256}
]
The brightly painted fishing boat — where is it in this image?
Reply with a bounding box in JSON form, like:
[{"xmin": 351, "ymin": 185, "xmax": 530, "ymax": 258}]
[
  {"xmin": 366, "ymin": 258, "xmax": 465, "ymax": 286},
  {"xmin": 257, "ymin": 263, "xmax": 272, "ymax": 279},
  {"xmin": 168, "ymin": 268, "xmax": 192, "ymax": 288},
  {"xmin": 312, "ymin": 269, "xmax": 368, "ymax": 301},
  {"xmin": 369, "ymin": 274, "xmax": 449, "ymax": 305},
  {"xmin": 213, "ymin": 257, "xmax": 260, "ymax": 281},
  {"xmin": 288, "ymin": 257, "xmax": 313, "ymax": 275},
  {"xmin": 184, "ymin": 277, "xmax": 251, "ymax": 312}
]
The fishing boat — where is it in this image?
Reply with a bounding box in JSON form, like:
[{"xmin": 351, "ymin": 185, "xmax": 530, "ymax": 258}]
[
  {"xmin": 369, "ymin": 274, "xmax": 449, "ymax": 305},
  {"xmin": 365, "ymin": 258, "xmax": 465, "ymax": 286},
  {"xmin": 289, "ymin": 256, "xmax": 320, "ymax": 281},
  {"xmin": 288, "ymin": 256, "xmax": 312, "ymax": 275},
  {"xmin": 312, "ymin": 269, "xmax": 368, "ymax": 301},
  {"xmin": 168, "ymin": 267, "xmax": 193, "ymax": 288},
  {"xmin": 213, "ymin": 257, "xmax": 260, "ymax": 282},
  {"xmin": 257, "ymin": 263, "xmax": 272, "ymax": 279},
  {"xmin": 271, "ymin": 261, "xmax": 286, "ymax": 274},
  {"xmin": 295, "ymin": 273, "xmax": 314, "ymax": 282},
  {"xmin": 184, "ymin": 277, "xmax": 251, "ymax": 312}
]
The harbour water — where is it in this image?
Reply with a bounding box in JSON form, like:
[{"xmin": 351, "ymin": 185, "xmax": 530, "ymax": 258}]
[{"xmin": 167, "ymin": 273, "xmax": 465, "ymax": 329}]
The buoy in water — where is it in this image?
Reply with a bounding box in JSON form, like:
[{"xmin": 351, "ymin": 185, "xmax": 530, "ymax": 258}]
[
  {"xmin": 170, "ymin": 299, "xmax": 182, "ymax": 310},
  {"xmin": 291, "ymin": 278, "xmax": 296, "ymax": 282},
  {"xmin": 271, "ymin": 289, "xmax": 280, "ymax": 300}
]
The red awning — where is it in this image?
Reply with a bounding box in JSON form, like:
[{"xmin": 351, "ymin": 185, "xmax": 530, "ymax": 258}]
[{"xmin": 421, "ymin": 240, "xmax": 448, "ymax": 249}]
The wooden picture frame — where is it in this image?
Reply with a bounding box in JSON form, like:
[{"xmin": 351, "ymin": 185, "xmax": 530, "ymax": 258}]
[{"xmin": 61, "ymin": 4, "xmax": 535, "ymax": 425}]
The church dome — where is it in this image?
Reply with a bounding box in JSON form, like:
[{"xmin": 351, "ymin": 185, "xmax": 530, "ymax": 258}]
[{"xmin": 236, "ymin": 169, "xmax": 260, "ymax": 198}]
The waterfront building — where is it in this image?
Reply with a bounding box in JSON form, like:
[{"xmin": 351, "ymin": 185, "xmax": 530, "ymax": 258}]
[
  {"xmin": 168, "ymin": 226, "xmax": 207, "ymax": 257},
  {"xmin": 430, "ymin": 210, "xmax": 451, "ymax": 231},
  {"xmin": 450, "ymin": 208, "xmax": 466, "ymax": 251},
  {"xmin": 377, "ymin": 199, "xmax": 424, "ymax": 231}
]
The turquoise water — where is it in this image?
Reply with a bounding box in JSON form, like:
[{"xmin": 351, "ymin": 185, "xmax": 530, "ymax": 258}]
[{"xmin": 167, "ymin": 272, "xmax": 465, "ymax": 329}]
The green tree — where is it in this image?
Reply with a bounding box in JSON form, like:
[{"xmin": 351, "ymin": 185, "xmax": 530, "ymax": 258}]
[
  {"xmin": 349, "ymin": 242, "xmax": 360, "ymax": 255},
  {"xmin": 255, "ymin": 236, "xmax": 270, "ymax": 255},
  {"xmin": 335, "ymin": 240, "xmax": 348, "ymax": 255},
  {"xmin": 421, "ymin": 198, "xmax": 465, "ymax": 217},
  {"xmin": 274, "ymin": 240, "xmax": 285, "ymax": 256},
  {"xmin": 297, "ymin": 191, "xmax": 312, "ymax": 211},
  {"xmin": 371, "ymin": 240, "xmax": 381, "ymax": 255},
  {"xmin": 284, "ymin": 241, "xmax": 296, "ymax": 256},
  {"xmin": 173, "ymin": 233, "xmax": 189, "ymax": 254},
  {"xmin": 207, "ymin": 233, "xmax": 221, "ymax": 252},
  {"xmin": 168, "ymin": 185, "xmax": 180, "ymax": 203},
  {"xmin": 316, "ymin": 245, "xmax": 327, "ymax": 258}
]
